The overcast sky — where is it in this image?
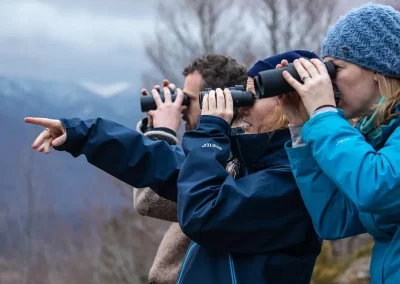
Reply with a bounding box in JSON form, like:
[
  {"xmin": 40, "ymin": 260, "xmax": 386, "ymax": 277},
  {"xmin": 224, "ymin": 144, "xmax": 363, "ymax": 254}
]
[
  {"xmin": 0, "ymin": 0, "xmax": 394, "ymax": 96},
  {"xmin": 0, "ymin": 0, "xmax": 159, "ymax": 95}
]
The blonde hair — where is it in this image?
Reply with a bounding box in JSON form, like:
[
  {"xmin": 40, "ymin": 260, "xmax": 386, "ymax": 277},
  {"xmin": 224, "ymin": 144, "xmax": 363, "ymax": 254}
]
[
  {"xmin": 258, "ymin": 98, "xmax": 289, "ymax": 133},
  {"xmin": 374, "ymin": 75, "xmax": 400, "ymax": 126}
]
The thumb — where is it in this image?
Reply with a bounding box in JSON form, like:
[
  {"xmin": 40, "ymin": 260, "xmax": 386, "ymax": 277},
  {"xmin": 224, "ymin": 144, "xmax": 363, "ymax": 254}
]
[{"xmin": 52, "ymin": 134, "xmax": 67, "ymax": 147}]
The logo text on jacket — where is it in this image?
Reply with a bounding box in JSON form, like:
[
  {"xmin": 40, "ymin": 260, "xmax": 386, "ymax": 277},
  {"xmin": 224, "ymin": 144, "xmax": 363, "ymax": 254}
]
[{"xmin": 202, "ymin": 143, "xmax": 222, "ymax": 150}]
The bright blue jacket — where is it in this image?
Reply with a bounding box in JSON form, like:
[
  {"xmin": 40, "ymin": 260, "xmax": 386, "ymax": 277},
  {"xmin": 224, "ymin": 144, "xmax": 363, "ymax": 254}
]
[
  {"xmin": 176, "ymin": 116, "xmax": 321, "ymax": 284},
  {"xmin": 286, "ymin": 110, "xmax": 400, "ymax": 284},
  {"xmin": 55, "ymin": 117, "xmax": 185, "ymax": 202}
]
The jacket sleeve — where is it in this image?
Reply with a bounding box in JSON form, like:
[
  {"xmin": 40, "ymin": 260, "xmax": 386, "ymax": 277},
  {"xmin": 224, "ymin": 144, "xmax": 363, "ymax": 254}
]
[
  {"xmin": 302, "ymin": 111, "xmax": 400, "ymax": 216},
  {"xmin": 133, "ymin": 187, "xmax": 178, "ymax": 222},
  {"xmin": 285, "ymin": 142, "xmax": 367, "ymax": 239},
  {"xmin": 133, "ymin": 120, "xmax": 178, "ymax": 221},
  {"xmin": 55, "ymin": 117, "xmax": 185, "ymax": 202},
  {"xmin": 177, "ymin": 116, "xmax": 318, "ymax": 253}
]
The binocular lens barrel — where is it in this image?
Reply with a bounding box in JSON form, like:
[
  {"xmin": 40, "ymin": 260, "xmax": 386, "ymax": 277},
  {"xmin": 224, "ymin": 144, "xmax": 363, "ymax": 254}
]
[
  {"xmin": 254, "ymin": 61, "xmax": 337, "ymax": 99},
  {"xmin": 140, "ymin": 92, "xmax": 190, "ymax": 112},
  {"xmin": 199, "ymin": 90, "xmax": 255, "ymax": 109}
]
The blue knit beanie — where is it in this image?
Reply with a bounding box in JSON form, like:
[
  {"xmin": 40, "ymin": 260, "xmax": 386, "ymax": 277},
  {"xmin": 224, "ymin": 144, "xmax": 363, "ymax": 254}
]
[
  {"xmin": 321, "ymin": 3, "xmax": 400, "ymax": 78},
  {"xmin": 247, "ymin": 50, "xmax": 321, "ymax": 78}
]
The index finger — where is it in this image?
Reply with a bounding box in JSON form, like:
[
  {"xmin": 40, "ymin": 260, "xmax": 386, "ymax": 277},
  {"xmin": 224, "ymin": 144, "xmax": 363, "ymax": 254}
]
[
  {"xmin": 224, "ymin": 88, "xmax": 233, "ymax": 112},
  {"xmin": 311, "ymin": 58, "xmax": 329, "ymax": 76},
  {"xmin": 24, "ymin": 117, "xmax": 57, "ymax": 128},
  {"xmin": 174, "ymin": 88, "xmax": 184, "ymax": 106},
  {"xmin": 151, "ymin": 89, "xmax": 163, "ymax": 107},
  {"xmin": 216, "ymin": 88, "xmax": 225, "ymax": 111},
  {"xmin": 163, "ymin": 86, "xmax": 172, "ymax": 104},
  {"xmin": 208, "ymin": 90, "xmax": 217, "ymax": 111}
]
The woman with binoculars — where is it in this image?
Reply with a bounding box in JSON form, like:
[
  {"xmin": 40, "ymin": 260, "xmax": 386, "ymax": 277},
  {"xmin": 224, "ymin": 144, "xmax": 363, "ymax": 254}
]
[
  {"xmin": 281, "ymin": 4, "xmax": 400, "ymax": 283},
  {"xmin": 174, "ymin": 50, "xmax": 322, "ymax": 284}
]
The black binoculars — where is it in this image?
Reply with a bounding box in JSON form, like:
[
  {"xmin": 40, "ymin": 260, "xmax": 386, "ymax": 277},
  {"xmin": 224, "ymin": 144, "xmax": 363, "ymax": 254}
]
[
  {"xmin": 254, "ymin": 61, "xmax": 338, "ymax": 100},
  {"xmin": 199, "ymin": 85, "xmax": 254, "ymax": 109},
  {"xmin": 140, "ymin": 89, "xmax": 190, "ymax": 112},
  {"xmin": 198, "ymin": 61, "xmax": 340, "ymax": 108},
  {"xmin": 140, "ymin": 61, "xmax": 340, "ymax": 112}
]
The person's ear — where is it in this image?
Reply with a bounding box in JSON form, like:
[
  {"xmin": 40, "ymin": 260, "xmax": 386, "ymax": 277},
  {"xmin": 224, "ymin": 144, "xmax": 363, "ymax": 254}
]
[{"xmin": 372, "ymin": 71, "xmax": 379, "ymax": 83}]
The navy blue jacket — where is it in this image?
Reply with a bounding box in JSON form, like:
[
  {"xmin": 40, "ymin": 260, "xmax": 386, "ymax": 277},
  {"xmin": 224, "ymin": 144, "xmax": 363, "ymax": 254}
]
[
  {"xmin": 176, "ymin": 116, "xmax": 321, "ymax": 284},
  {"xmin": 56, "ymin": 117, "xmax": 185, "ymax": 202}
]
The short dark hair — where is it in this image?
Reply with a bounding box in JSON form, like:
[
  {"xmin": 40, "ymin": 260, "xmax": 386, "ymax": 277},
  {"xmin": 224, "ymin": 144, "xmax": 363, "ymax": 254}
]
[{"xmin": 182, "ymin": 54, "xmax": 248, "ymax": 90}]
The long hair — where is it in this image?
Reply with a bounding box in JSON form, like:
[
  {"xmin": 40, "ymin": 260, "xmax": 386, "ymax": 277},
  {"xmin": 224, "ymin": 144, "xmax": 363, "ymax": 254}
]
[
  {"xmin": 257, "ymin": 94, "xmax": 304, "ymax": 133},
  {"xmin": 258, "ymin": 102, "xmax": 288, "ymax": 133},
  {"xmin": 374, "ymin": 76, "xmax": 400, "ymax": 126}
]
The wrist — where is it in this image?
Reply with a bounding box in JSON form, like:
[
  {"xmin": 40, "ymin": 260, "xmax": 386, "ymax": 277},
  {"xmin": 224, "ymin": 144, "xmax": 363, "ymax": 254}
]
[
  {"xmin": 153, "ymin": 127, "xmax": 177, "ymax": 137},
  {"xmin": 153, "ymin": 122, "xmax": 180, "ymax": 133},
  {"xmin": 144, "ymin": 128, "xmax": 178, "ymax": 145},
  {"xmin": 313, "ymin": 104, "xmax": 336, "ymax": 113},
  {"xmin": 311, "ymin": 106, "xmax": 338, "ymax": 119}
]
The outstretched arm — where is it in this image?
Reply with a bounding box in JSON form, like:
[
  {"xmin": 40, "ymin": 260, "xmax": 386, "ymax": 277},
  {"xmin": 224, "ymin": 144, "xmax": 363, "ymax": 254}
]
[{"xmin": 25, "ymin": 117, "xmax": 185, "ymax": 202}]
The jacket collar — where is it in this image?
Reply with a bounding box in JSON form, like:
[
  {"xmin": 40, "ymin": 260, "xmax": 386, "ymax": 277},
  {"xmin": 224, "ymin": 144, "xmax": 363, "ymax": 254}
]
[
  {"xmin": 229, "ymin": 128, "xmax": 291, "ymax": 173},
  {"xmin": 355, "ymin": 105, "xmax": 400, "ymax": 150}
]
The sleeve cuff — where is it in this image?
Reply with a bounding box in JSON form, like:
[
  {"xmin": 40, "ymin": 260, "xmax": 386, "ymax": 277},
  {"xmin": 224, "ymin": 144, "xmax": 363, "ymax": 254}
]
[
  {"xmin": 302, "ymin": 109, "xmax": 347, "ymax": 143},
  {"xmin": 197, "ymin": 115, "xmax": 231, "ymax": 135},
  {"xmin": 288, "ymin": 125, "xmax": 306, "ymax": 148},
  {"xmin": 285, "ymin": 141, "xmax": 314, "ymax": 169},
  {"xmin": 311, "ymin": 107, "xmax": 338, "ymax": 119},
  {"xmin": 54, "ymin": 118, "xmax": 81, "ymax": 154},
  {"xmin": 144, "ymin": 128, "xmax": 179, "ymax": 145},
  {"xmin": 136, "ymin": 117, "xmax": 154, "ymax": 134},
  {"xmin": 153, "ymin": 127, "xmax": 177, "ymax": 137}
]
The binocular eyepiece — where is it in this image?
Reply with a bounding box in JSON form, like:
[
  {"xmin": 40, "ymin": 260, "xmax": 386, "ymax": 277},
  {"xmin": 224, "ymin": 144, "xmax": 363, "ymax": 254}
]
[
  {"xmin": 140, "ymin": 89, "xmax": 190, "ymax": 112},
  {"xmin": 199, "ymin": 85, "xmax": 254, "ymax": 109}
]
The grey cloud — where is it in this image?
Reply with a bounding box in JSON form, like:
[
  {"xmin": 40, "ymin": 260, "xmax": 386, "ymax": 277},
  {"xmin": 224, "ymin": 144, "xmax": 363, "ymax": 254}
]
[
  {"xmin": 36, "ymin": 0, "xmax": 159, "ymax": 19},
  {"xmin": 0, "ymin": 0, "xmax": 159, "ymax": 89}
]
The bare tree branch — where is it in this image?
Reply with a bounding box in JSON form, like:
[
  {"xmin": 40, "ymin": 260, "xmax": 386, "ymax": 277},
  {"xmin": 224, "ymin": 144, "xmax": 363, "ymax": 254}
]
[
  {"xmin": 142, "ymin": 0, "xmax": 254, "ymax": 88},
  {"xmin": 249, "ymin": 0, "xmax": 337, "ymax": 57}
]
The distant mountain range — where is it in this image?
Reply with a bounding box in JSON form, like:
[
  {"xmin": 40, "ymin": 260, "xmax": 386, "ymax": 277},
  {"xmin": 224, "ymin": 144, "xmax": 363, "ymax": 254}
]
[{"xmin": 0, "ymin": 75, "xmax": 146, "ymax": 216}]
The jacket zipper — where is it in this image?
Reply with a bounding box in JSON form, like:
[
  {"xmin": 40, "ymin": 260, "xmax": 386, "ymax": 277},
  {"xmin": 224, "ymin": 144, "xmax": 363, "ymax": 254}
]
[
  {"xmin": 229, "ymin": 253, "xmax": 238, "ymax": 284},
  {"xmin": 177, "ymin": 242, "xmax": 197, "ymax": 284},
  {"xmin": 177, "ymin": 243, "xmax": 237, "ymax": 284}
]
